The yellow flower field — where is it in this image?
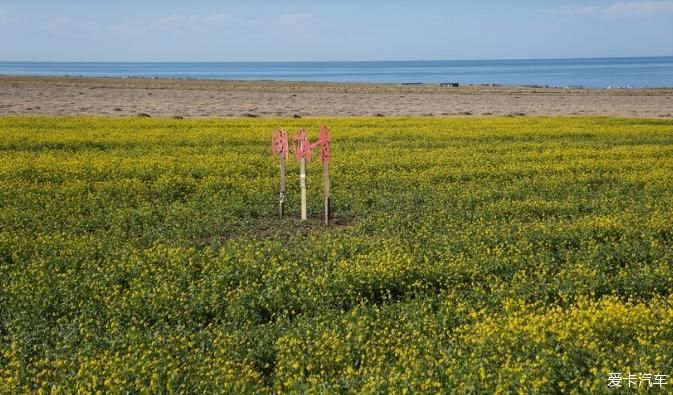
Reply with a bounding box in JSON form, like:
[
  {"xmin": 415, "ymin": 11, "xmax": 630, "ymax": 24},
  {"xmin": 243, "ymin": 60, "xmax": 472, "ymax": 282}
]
[{"xmin": 1, "ymin": 116, "xmax": 672, "ymax": 393}]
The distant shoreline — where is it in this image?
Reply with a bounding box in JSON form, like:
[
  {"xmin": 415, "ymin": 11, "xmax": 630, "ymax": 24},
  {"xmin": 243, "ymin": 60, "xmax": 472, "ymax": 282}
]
[
  {"xmin": 4, "ymin": 55, "xmax": 671, "ymax": 62},
  {"xmin": 2, "ymin": 74, "xmax": 673, "ymax": 90},
  {"xmin": 1, "ymin": 57, "xmax": 672, "ymax": 89},
  {"xmin": 1, "ymin": 74, "xmax": 671, "ymax": 90},
  {"xmin": 1, "ymin": 75, "xmax": 672, "ymax": 119}
]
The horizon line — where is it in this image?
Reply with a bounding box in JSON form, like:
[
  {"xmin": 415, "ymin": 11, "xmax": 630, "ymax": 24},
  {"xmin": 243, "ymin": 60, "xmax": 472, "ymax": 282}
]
[{"xmin": 1, "ymin": 55, "xmax": 672, "ymax": 64}]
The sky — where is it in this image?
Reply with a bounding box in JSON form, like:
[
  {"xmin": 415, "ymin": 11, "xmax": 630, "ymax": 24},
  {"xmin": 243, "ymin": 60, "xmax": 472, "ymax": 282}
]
[{"xmin": 1, "ymin": 0, "xmax": 672, "ymax": 62}]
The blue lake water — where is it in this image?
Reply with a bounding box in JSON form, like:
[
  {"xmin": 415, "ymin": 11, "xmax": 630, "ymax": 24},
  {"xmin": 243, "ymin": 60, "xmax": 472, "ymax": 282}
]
[{"xmin": 1, "ymin": 57, "xmax": 672, "ymax": 88}]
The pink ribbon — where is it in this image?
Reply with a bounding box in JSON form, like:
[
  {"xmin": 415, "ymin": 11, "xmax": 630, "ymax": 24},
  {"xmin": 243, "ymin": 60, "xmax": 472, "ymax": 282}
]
[
  {"xmin": 279, "ymin": 126, "xmax": 330, "ymax": 162},
  {"xmin": 272, "ymin": 128, "xmax": 289, "ymax": 160},
  {"xmin": 310, "ymin": 126, "xmax": 331, "ymax": 163},
  {"xmin": 293, "ymin": 128, "xmax": 313, "ymax": 161}
]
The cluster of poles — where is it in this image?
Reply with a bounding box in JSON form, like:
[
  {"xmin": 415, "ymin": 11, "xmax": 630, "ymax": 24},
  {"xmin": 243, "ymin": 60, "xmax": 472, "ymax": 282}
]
[{"xmin": 272, "ymin": 126, "xmax": 331, "ymax": 225}]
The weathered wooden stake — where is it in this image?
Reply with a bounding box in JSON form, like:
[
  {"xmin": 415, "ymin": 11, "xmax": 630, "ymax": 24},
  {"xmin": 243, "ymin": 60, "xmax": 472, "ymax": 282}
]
[
  {"xmin": 272, "ymin": 128, "xmax": 289, "ymax": 219},
  {"xmin": 293, "ymin": 128, "xmax": 311, "ymax": 221},
  {"xmin": 300, "ymin": 157, "xmax": 307, "ymax": 220},
  {"xmin": 316, "ymin": 125, "xmax": 331, "ymax": 225},
  {"xmin": 279, "ymin": 156, "xmax": 286, "ymax": 218},
  {"xmin": 323, "ymin": 161, "xmax": 330, "ymax": 225}
]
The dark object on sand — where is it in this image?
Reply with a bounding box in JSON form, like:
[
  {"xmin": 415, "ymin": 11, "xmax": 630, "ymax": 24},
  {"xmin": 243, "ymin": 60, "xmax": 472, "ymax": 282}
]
[
  {"xmin": 440, "ymin": 82, "xmax": 460, "ymax": 87},
  {"xmin": 137, "ymin": 113, "xmax": 151, "ymax": 118}
]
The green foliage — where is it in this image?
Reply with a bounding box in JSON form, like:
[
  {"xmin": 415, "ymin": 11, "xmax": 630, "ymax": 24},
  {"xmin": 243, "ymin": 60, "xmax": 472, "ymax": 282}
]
[{"xmin": 1, "ymin": 115, "xmax": 673, "ymax": 393}]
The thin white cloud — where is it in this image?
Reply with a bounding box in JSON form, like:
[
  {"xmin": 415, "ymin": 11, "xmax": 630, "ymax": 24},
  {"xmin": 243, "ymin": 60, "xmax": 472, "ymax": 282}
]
[
  {"xmin": 540, "ymin": 5, "xmax": 600, "ymax": 16},
  {"xmin": 544, "ymin": 1, "xmax": 673, "ymax": 17},
  {"xmin": 156, "ymin": 15, "xmax": 198, "ymax": 27},
  {"xmin": 274, "ymin": 13, "xmax": 317, "ymax": 35},
  {"xmin": 0, "ymin": 8, "xmax": 11, "ymax": 26},
  {"xmin": 574, "ymin": 6, "xmax": 601, "ymax": 15},
  {"xmin": 108, "ymin": 13, "xmax": 315, "ymax": 35},
  {"xmin": 44, "ymin": 16, "xmax": 74, "ymax": 30},
  {"xmin": 110, "ymin": 15, "xmax": 206, "ymax": 36},
  {"xmin": 606, "ymin": 1, "xmax": 673, "ymax": 15},
  {"xmin": 277, "ymin": 13, "xmax": 312, "ymax": 25},
  {"xmin": 204, "ymin": 14, "xmax": 232, "ymax": 25}
]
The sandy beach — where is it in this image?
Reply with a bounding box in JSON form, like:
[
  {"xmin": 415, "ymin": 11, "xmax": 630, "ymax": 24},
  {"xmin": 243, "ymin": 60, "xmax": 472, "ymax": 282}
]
[{"xmin": 1, "ymin": 76, "xmax": 672, "ymax": 118}]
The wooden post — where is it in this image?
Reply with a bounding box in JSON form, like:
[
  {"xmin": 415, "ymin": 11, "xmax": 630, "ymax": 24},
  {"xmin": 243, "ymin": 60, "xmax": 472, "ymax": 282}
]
[
  {"xmin": 323, "ymin": 161, "xmax": 330, "ymax": 225},
  {"xmin": 317, "ymin": 125, "xmax": 331, "ymax": 226},
  {"xmin": 293, "ymin": 128, "xmax": 310, "ymax": 222},
  {"xmin": 279, "ymin": 156, "xmax": 286, "ymax": 218},
  {"xmin": 272, "ymin": 128, "xmax": 289, "ymax": 219},
  {"xmin": 300, "ymin": 157, "xmax": 307, "ymax": 220}
]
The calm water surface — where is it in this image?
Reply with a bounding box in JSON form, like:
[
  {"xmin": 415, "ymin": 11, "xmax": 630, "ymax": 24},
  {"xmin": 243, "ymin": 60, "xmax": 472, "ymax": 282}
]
[{"xmin": 1, "ymin": 57, "xmax": 672, "ymax": 88}]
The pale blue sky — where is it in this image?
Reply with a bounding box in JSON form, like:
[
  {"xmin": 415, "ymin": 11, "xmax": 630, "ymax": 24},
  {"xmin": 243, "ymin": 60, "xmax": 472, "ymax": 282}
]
[{"xmin": 1, "ymin": 0, "xmax": 672, "ymax": 61}]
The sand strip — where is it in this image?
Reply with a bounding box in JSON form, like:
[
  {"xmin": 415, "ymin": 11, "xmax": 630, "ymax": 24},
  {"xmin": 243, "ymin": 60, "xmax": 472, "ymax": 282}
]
[{"xmin": 1, "ymin": 76, "xmax": 672, "ymax": 118}]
